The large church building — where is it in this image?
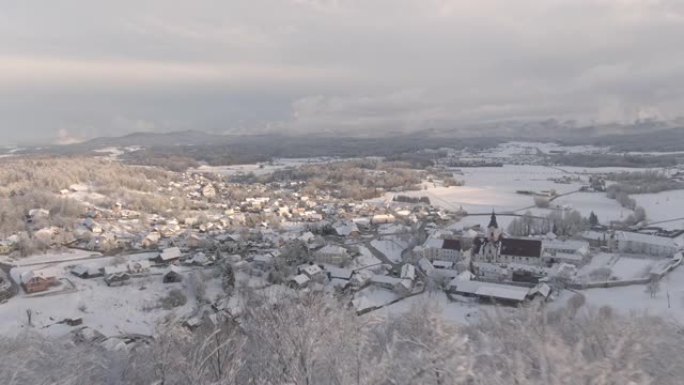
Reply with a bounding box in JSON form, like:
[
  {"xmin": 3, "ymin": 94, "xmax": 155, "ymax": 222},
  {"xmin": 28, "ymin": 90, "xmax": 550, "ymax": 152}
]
[{"xmin": 474, "ymin": 212, "xmax": 543, "ymax": 265}]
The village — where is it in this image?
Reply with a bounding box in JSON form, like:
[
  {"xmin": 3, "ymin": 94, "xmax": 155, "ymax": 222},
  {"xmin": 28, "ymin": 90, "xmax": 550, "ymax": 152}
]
[{"xmin": 0, "ymin": 142, "xmax": 683, "ymax": 352}]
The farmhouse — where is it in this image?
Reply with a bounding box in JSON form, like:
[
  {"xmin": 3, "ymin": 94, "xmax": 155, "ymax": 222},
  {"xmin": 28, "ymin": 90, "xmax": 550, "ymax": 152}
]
[
  {"xmin": 252, "ymin": 254, "xmax": 274, "ymax": 271},
  {"xmin": 21, "ymin": 268, "xmax": 59, "ymax": 294},
  {"xmin": 104, "ymin": 265, "xmax": 130, "ymax": 286}
]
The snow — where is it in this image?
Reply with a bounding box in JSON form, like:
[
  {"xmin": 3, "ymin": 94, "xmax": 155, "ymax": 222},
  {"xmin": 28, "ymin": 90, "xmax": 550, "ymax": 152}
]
[
  {"xmin": 353, "ymin": 246, "xmax": 382, "ymax": 268},
  {"xmin": 578, "ymin": 253, "xmax": 660, "ymax": 281},
  {"xmin": 377, "ymin": 291, "xmax": 486, "ymax": 325},
  {"xmin": 0, "ymin": 250, "xmax": 218, "ymax": 339},
  {"xmin": 371, "ymin": 238, "xmax": 408, "ymax": 263},
  {"xmin": 0, "ymin": 271, "xmax": 212, "ymax": 338},
  {"xmin": 550, "ymin": 192, "xmax": 632, "ymax": 222},
  {"xmin": 611, "ymin": 257, "xmax": 657, "ymax": 280},
  {"xmin": 558, "ymin": 265, "xmax": 684, "ymax": 323},
  {"xmin": 633, "ymin": 190, "xmax": 684, "ymax": 227},
  {"xmin": 1, "ymin": 249, "xmax": 103, "ymax": 267},
  {"xmin": 387, "ymin": 165, "xmax": 587, "ymax": 214}
]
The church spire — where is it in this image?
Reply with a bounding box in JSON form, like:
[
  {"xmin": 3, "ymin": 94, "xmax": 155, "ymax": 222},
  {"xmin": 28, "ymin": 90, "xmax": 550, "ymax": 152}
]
[{"xmin": 488, "ymin": 210, "xmax": 498, "ymax": 229}]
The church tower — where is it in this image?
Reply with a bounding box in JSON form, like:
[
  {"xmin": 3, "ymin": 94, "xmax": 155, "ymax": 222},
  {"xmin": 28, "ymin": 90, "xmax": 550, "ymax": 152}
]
[
  {"xmin": 481, "ymin": 211, "xmax": 502, "ymax": 262},
  {"xmin": 487, "ymin": 211, "xmax": 501, "ymax": 243}
]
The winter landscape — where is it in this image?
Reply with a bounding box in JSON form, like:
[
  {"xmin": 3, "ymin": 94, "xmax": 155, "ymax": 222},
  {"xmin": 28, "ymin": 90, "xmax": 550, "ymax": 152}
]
[{"xmin": 5, "ymin": 1, "xmax": 684, "ymax": 384}]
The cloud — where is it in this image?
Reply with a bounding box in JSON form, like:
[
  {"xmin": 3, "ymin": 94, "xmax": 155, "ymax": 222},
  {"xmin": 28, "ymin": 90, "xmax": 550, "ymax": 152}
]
[
  {"xmin": 2, "ymin": 0, "xmax": 684, "ymax": 143},
  {"xmin": 55, "ymin": 129, "xmax": 84, "ymax": 145}
]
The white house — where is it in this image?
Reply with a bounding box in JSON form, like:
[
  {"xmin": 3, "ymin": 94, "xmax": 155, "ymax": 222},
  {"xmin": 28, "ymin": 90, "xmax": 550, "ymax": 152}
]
[
  {"xmin": 314, "ymin": 245, "xmax": 351, "ymax": 265},
  {"xmin": 542, "ymin": 239, "xmax": 590, "ymax": 265},
  {"xmin": 420, "ymin": 238, "xmax": 462, "ymax": 261}
]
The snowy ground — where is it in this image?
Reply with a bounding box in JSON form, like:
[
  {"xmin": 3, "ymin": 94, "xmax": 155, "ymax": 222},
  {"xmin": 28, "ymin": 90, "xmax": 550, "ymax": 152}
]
[
  {"xmin": 557, "ymin": 265, "xmax": 684, "ymax": 323},
  {"xmin": 548, "ymin": 192, "xmax": 632, "ymax": 223},
  {"xmin": 391, "ymin": 165, "xmax": 586, "ymax": 214},
  {"xmin": 1, "ymin": 249, "xmax": 103, "ymax": 267},
  {"xmin": 353, "ymin": 246, "xmax": 383, "ymax": 268},
  {"xmin": 0, "ymin": 250, "xmax": 221, "ymax": 338},
  {"xmin": 577, "ymin": 252, "xmax": 659, "ymax": 281},
  {"xmin": 633, "ymin": 190, "xmax": 684, "ymax": 228},
  {"xmin": 370, "ymin": 237, "xmax": 409, "ymax": 263}
]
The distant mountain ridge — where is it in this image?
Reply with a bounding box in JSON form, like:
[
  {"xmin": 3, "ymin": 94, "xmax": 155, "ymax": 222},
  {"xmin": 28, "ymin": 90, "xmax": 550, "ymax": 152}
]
[{"xmin": 11, "ymin": 121, "xmax": 684, "ymax": 158}]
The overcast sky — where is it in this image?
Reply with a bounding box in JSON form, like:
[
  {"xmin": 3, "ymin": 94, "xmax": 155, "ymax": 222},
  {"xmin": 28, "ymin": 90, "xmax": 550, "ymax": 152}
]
[{"xmin": 2, "ymin": 0, "xmax": 684, "ymax": 144}]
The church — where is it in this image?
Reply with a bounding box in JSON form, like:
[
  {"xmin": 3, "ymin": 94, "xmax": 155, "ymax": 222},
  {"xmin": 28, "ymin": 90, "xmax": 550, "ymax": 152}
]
[{"xmin": 473, "ymin": 212, "xmax": 543, "ymax": 265}]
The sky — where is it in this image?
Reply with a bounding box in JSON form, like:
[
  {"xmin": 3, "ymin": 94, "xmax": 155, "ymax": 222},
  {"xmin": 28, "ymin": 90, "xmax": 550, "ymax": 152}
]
[{"xmin": 2, "ymin": 0, "xmax": 684, "ymax": 144}]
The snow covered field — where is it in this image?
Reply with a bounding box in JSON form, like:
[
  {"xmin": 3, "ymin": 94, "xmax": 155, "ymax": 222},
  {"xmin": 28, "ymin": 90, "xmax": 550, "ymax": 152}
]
[
  {"xmin": 551, "ymin": 192, "xmax": 632, "ymax": 223},
  {"xmin": 634, "ymin": 190, "xmax": 684, "ymax": 227},
  {"xmin": 0, "ymin": 250, "xmax": 221, "ymax": 338},
  {"xmin": 558, "ymin": 264, "xmax": 684, "ymax": 323},
  {"xmin": 397, "ymin": 165, "xmax": 584, "ymax": 214}
]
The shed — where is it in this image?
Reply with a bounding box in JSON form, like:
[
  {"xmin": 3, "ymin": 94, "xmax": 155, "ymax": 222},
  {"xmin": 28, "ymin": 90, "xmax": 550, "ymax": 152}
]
[
  {"xmin": 163, "ymin": 265, "xmax": 183, "ymax": 283},
  {"xmin": 158, "ymin": 247, "xmax": 182, "ymax": 262}
]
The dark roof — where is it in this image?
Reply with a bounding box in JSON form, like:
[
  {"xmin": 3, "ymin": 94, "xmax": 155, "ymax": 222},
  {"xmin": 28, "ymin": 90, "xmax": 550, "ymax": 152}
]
[
  {"xmin": 442, "ymin": 239, "xmax": 461, "ymax": 251},
  {"xmin": 500, "ymin": 238, "xmax": 542, "ymax": 258}
]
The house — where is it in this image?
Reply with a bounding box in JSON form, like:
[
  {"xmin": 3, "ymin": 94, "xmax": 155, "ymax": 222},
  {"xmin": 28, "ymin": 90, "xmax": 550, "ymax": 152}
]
[
  {"xmin": 157, "ymin": 247, "xmax": 182, "ymax": 263},
  {"xmin": 543, "ymin": 239, "xmax": 589, "ymax": 256},
  {"xmin": 71, "ymin": 264, "xmax": 103, "ymax": 279},
  {"xmin": 542, "ymin": 239, "xmax": 590, "ymax": 266},
  {"xmin": 417, "ymin": 257, "xmax": 435, "ymax": 276},
  {"xmin": 300, "ymin": 264, "xmax": 325, "ymax": 281},
  {"xmin": 289, "ymin": 274, "xmax": 311, "ymax": 289},
  {"xmin": 371, "ymin": 214, "xmax": 395, "ymax": 225},
  {"xmin": 142, "ymin": 231, "xmax": 161, "ymax": 249},
  {"xmin": 21, "ymin": 268, "xmax": 59, "ymax": 294},
  {"xmin": 104, "ymin": 265, "xmax": 130, "ymax": 286},
  {"xmin": 127, "ymin": 260, "xmax": 151, "ymax": 274},
  {"xmin": 615, "ymin": 231, "xmax": 678, "ymax": 257},
  {"xmin": 186, "ymin": 251, "xmax": 213, "ymax": 266},
  {"xmin": 163, "ymin": 265, "xmax": 183, "ymax": 283},
  {"xmin": 400, "ymin": 264, "xmax": 416, "ymax": 281},
  {"xmin": 420, "ymin": 238, "xmax": 462, "ymax": 261},
  {"xmin": 314, "ymin": 245, "xmax": 351, "ymax": 265},
  {"xmin": 394, "ymin": 279, "xmax": 413, "ymax": 296},
  {"xmin": 252, "ymin": 254, "xmax": 274, "ymax": 271},
  {"xmin": 324, "ymin": 266, "xmax": 354, "ymax": 280}
]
